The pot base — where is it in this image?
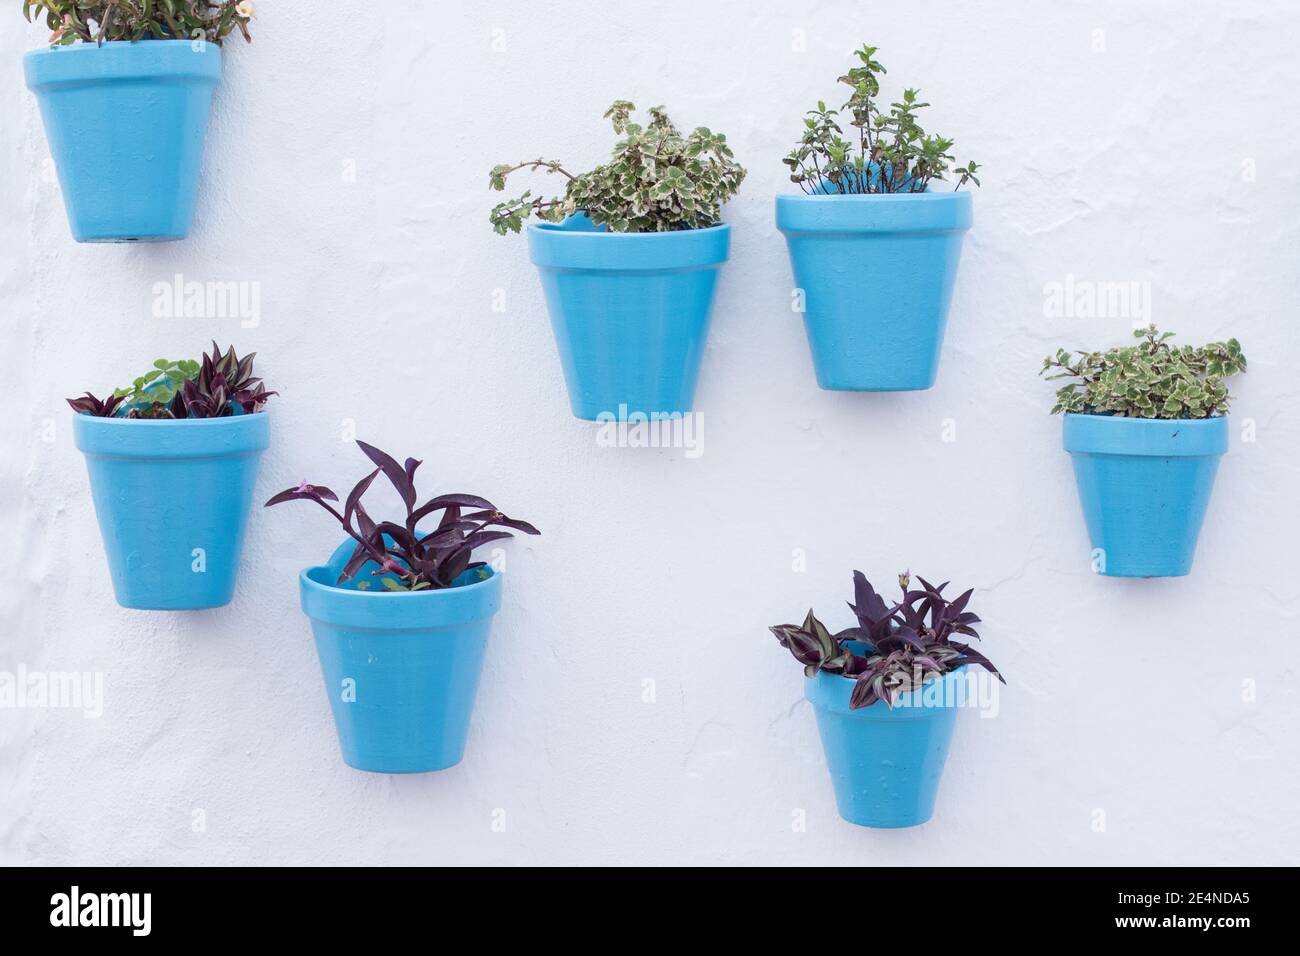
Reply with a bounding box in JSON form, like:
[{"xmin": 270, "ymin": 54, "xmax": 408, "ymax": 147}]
[
  {"xmin": 301, "ymin": 555, "xmax": 503, "ymax": 775},
  {"xmin": 1094, "ymin": 563, "xmax": 1193, "ymax": 579},
  {"xmin": 307, "ymin": 615, "xmax": 494, "ymax": 776},
  {"xmin": 836, "ymin": 807, "xmax": 936, "ymax": 829},
  {"xmin": 777, "ymin": 192, "xmax": 971, "ymax": 395},
  {"xmin": 24, "ymin": 40, "xmax": 221, "ymax": 243},
  {"xmin": 807, "ymin": 670, "xmax": 962, "ymax": 830},
  {"xmin": 815, "ymin": 377, "xmax": 937, "ymax": 393},
  {"xmin": 528, "ymin": 217, "xmax": 730, "ymax": 419},
  {"xmin": 80, "ymin": 232, "xmax": 187, "ymax": 244},
  {"xmin": 116, "ymin": 597, "xmax": 235, "ymax": 612},
  {"xmin": 1064, "ymin": 414, "xmax": 1228, "ymax": 578},
  {"xmin": 813, "ymin": 705, "xmax": 957, "ymax": 829},
  {"xmin": 73, "ymin": 413, "xmax": 269, "ymax": 611},
  {"xmin": 340, "ymin": 753, "xmax": 465, "ymax": 775}
]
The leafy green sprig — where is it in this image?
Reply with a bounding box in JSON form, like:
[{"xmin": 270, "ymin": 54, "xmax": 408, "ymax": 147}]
[
  {"xmin": 784, "ymin": 44, "xmax": 978, "ymax": 195},
  {"xmin": 22, "ymin": 1, "xmax": 254, "ymax": 47},
  {"xmin": 490, "ymin": 101, "xmax": 746, "ymax": 234},
  {"xmin": 1041, "ymin": 325, "xmax": 1246, "ymax": 419},
  {"xmin": 112, "ymin": 358, "xmax": 201, "ymax": 416}
]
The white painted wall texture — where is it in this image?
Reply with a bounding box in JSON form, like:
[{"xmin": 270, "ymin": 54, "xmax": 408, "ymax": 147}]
[{"xmin": 3, "ymin": 1, "xmax": 1299, "ymax": 866}]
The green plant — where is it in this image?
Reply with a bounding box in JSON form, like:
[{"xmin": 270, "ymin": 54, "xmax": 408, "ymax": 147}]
[
  {"xmin": 489, "ymin": 101, "xmax": 746, "ymax": 234},
  {"xmin": 22, "ymin": 0, "xmax": 254, "ymax": 46},
  {"xmin": 770, "ymin": 571, "xmax": 1002, "ymax": 710},
  {"xmin": 1041, "ymin": 325, "xmax": 1247, "ymax": 419},
  {"xmin": 784, "ymin": 44, "xmax": 978, "ymax": 195},
  {"xmin": 67, "ymin": 342, "xmax": 275, "ymax": 419},
  {"xmin": 110, "ymin": 357, "xmax": 201, "ymax": 415}
]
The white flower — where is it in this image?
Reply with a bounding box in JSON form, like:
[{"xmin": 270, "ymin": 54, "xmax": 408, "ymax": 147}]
[{"xmin": 236, "ymin": 1, "xmax": 256, "ymax": 18}]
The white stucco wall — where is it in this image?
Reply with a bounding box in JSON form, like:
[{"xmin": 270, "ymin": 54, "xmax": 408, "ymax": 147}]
[{"xmin": 3, "ymin": 0, "xmax": 1298, "ymax": 866}]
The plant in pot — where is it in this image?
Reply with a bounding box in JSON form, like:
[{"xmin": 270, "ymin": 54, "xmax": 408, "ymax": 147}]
[
  {"xmin": 22, "ymin": 1, "xmax": 255, "ymax": 242},
  {"xmin": 68, "ymin": 342, "xmax": 275, "ymax": 610},
  {"xmin": 1041, "ymin": 324, "xmax": 1247, "ymax": 577},
  {"xmin": 266, "ymin": 442, "xmax": 540, "ymax": 774},
  {"xmin": 777, "ymin": 44, "xmax": 980, "ymax": 391},
  {"xmin": 489, "ymin": 100, "xmax": 746, "ymax": 420},
  {"xmin": 771, "ymin": 571, "xmax": 1003, "ymax": 828}
]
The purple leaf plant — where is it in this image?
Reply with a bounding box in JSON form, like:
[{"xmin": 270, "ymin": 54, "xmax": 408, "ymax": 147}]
[
  {"xmin": 266, "ymin": 441, "xmax": 540, "ymax": 592},
  {"xmin": 770, "ymin": 571, "xmax": 1004, "ymax": 710},
  {"xmin": 66, "ymin": 343, "xmax": 275, "ymax": 420}
]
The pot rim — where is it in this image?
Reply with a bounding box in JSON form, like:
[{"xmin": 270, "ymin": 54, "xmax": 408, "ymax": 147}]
[
  {"xmin": 527, "ymin": 218, "xmax": 731, "ymax": 271},
  {"xmin": 1063, "ymin": 411, "xmax": 1229, "ymax": 422},
  {"xmin": 24, "ymin": 37, "xmax": 215, "ymax": 52},
  {"xmin": 24, "ymin": 37, "xmax": 221, "ymax": 88},
  {"xmin": 528, "ymin": 221, "xmax": 731, "ymax": 237},
  {"xmin": 299, "ymin": 563, "xmax": 503, "ymax": 631},
  {"xmin": 778, "ymin": 190, "xmax": 971, "ymax": 202},
  {"xmin": 300, "ymin": 563, "xmax": 500, "ymax": 599},
  {"xmin": 776, "ymin": 189, "xmax": 971, "ymax": 234},
  {"xmin": 1062, "ymin": 411, "xmax": 1229, "ymax": 457},
  {"xmin": 72, "ymin": 410, "xmax": 268, "ymax": 425},
  {"xmin": 73, "ymin": 410, "xmax": 270, "ymax": 457}
]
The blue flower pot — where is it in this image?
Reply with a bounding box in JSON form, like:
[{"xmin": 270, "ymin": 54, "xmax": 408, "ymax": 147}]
[
  {"xmin": 73, "ymin": 413, "xmax": 270, "ymax": 610},
  {"xmin": 527, "ymin": 215, "xmax": 730, "ymax": 420},
  {"xmin": 299, "ymin": 539, "xmax": 504, "ymax": 774},
  {"xmin": 24, "ymin": 40, "xmax": 221, "ymax": 242},
  {"xmin": 776, "ymin": 192, "xmax": 971, "ymax": 391},
  {"xmin": 806, "ymin": 669, "xmax": 963, "ymax": 828},
  {"xmin": 1064, "ymin": 413, "xmax": 1228, "ymax": 577}
]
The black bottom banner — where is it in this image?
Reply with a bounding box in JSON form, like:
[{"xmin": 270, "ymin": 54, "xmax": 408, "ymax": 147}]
[{"xmin": 0, "ymin": 866, "xmax": 1279, "ymax": 941}]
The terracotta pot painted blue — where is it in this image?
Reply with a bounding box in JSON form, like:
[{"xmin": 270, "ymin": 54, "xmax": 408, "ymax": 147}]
[
  {"xmin": 24, "ymin": 40, "xmax": 221, "ymax": 242},
  {"xmin": 806, "ymin": 668, "xmax": 964, "ymax": 828},
  {"xmin": 299, "ymin": 539, "xmax": 504, "ymax": 774},
  {"xmin": 73, "ymin": 413, "xmax": 269, "ymax": 610},
  {"xmin": 776, "ymin": 192, "xmax": 971, "ymax": 391},
  {"xmin": 1064, "ymin": 413, "xmax": 1228, "ymax": 577},
  {"xmin": 527, "ymin": 215, "xmax": 730, "ymax": 420}
]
